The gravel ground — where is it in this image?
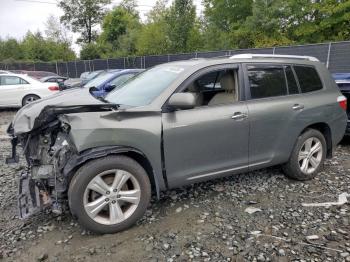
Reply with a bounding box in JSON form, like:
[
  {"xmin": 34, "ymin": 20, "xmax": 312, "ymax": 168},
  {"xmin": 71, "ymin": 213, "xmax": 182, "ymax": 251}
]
[{"xmin": 0, "ymin": 109, "xmax": 350, "ymax": 262}]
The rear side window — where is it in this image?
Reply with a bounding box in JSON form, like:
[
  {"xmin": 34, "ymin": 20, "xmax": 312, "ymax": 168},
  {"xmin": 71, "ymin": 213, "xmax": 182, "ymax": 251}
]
[
  {"xmin": 294, "ymin": 66, "xmax": 323, "ymax": 93},
  {"xmin": 0, "ymin": 76, "xmax": 28, "ymax": 85},
  {"xmin": 285, "ymin": 66, "xmax": 299, "ymax": 94},
  {"xmin": 247, "ymin": 65, "xmax": 287, "ymax": 99}
]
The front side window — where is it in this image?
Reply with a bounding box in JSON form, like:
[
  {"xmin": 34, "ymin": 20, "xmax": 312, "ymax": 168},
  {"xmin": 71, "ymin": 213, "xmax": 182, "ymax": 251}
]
[
  {"xmin": 106, "ymin": 66, "xmax": 187, "ymax": 107},
  {"xmin": 248, "ymin": 65, "xmax": 287, "ymax": 99},
  {"xmin": 294, "ymin": 66, "xmax": 323, "ymax": 93},
  {"xmin": 0, "ymin": 76, "xmax": 28, "ymax": 85},
  {"xmin": 180, "ymin": 68, "xmax": 238, "ymax": 107}
]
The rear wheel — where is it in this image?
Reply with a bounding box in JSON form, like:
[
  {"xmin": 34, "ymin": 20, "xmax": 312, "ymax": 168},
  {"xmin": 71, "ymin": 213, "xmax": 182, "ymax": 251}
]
[
  {"xmin": 22, "ymin": 94, "xmax": 40, "ymax": 106},
  {"xmin": 283, "ymin": 129, "xmax": 326, "ymax": 180},
  {"xmin": 68, "ymin": 155, "xmax": 151, "ymax": 234}
]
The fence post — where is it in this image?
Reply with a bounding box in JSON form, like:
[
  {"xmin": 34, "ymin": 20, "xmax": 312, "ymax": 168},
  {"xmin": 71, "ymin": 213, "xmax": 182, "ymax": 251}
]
[
  {"xmin": 55, "ymin": 61, "xmax": 58, "ymax": 75},
  {"xmin": 106, "ymin": 58, "xmax": 109, "ymax": 70},
  {"xmin": 123, "ymin": 57, "xmax": 126, "ymax": 69},
  {"xmin": 65, "ymin": 62, "xmax": 69, "ymax": 77},
  {"xmin": 33, "ymin": 62, "xmax": 36, "ymax": 71},
  {"xmin": 74, "ymin": 60, "xmax": 78, "ymax": 78},
  {"xmin": 326, "ymin": 42, "xmax": 332, "ymax": 69},
  {"xmin": 273, "ymin": 47, "xmax": 276, "ymax": 54},
  {"xmin": 167, "ymin": 54, "xmax": 170, "ymax": 62}
]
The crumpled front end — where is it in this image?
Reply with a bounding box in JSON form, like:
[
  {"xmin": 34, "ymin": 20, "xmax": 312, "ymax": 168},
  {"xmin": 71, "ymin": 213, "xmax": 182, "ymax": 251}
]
[{"xmin": 7, "ymin": 118, "xmax": 75, "ymax": 218}]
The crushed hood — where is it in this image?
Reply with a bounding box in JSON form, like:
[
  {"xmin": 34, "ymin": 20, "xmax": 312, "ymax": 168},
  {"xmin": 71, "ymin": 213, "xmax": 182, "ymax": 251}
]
[{"xmin": 10, "ymin": 88, "xmax": 115, "ymax": 135}]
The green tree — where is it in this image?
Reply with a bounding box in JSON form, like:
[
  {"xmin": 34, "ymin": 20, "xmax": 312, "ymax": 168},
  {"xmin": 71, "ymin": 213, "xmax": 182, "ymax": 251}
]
[
  {"xmin": 240, "ymin": 0, "xmax": 293, "ymax": 47},
  {"xmin": 98, "ymin": 1, "xmax": 141, "ymax": 57},
  {"xmin": 284, "ymin": 0, "xmax": 350, "ymax": 43},
  {"xmin": 80, "ymin": 43, "xmax": 103, "ymax": 60},
  {"xmin": 59, "ymin": 0, "xmax": 111, "ymax": 43},
  {"xmin": 0, "ymin": 38, "xmax": 24, "ymax": 61},
  {"xmin": 136, "ymin": 0, "xmax": 169, "ymax": 55},
  {"xmin": 164, "ymin": 0, "xmax": 197, "ymax": 52},
  {"xmin": 202, "ymin": 0, "xmax": 253, "ymax": 49}
]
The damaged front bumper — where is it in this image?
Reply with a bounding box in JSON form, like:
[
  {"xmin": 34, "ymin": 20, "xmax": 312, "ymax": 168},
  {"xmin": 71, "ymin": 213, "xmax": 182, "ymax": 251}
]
[
  {"xmin": 7, "ymin": 121, "xmax": 74, "ymax": 219},
  {"xmin": 18, "ymin": 170, "xmax": 51, "ymax": 219}
]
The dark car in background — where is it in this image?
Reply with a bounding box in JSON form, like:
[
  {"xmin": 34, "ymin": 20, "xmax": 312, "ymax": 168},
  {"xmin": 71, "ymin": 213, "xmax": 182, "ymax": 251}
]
[
  {"xmin": 84, "ymin": 69, "xmax": 144, "ymax": 97},
  {"xmin": 64, "ymin": 70, "xmax": 106, "ymax": 89},
  {"xmin": 40, "ymin": 76, "xmax": 68, "ymax": 90},
  {"xmin": 333, "ymin": 73, "xmax": 350, "ymax": 135},
  {"xmin": 80, "ymin": 70, "xmax": 105, "ymax": 86}
]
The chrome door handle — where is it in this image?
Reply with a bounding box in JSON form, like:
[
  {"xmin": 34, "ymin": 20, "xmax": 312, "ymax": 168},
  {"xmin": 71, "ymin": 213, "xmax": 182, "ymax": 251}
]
[
  {"xmin": 232, "ymin": 112, "xmax": 248, "ymax": 120},
  {"xmin": 292, "ymin": 104, "xmax": 304, "ymax": 110}
]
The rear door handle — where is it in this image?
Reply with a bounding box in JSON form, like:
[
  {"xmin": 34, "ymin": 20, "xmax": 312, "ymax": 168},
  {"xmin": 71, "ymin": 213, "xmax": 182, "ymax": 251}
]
[
  {"xmin": 232, "ymin": 112, "xmax": 248, "ymax": 120},
  {"xmin": 292, "ymin": 104, "xmax": 304, "ymax": 111}
]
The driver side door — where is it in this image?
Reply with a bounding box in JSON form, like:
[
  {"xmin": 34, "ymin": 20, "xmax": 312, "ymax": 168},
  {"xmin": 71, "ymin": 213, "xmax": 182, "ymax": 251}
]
[{"xmin": 162, "ymin": 64, "xmax": 249, "ymax": 188}]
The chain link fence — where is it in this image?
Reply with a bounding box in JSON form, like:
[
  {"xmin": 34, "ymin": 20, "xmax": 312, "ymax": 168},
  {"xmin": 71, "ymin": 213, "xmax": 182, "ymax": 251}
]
[{"xmin": 1, "ymin": 41, "xmax": 349, "ymax": 78}]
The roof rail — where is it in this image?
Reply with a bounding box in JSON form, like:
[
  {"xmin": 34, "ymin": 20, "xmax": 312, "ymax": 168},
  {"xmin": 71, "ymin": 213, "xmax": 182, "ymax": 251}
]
[{"xmin": 229, "ymin": 53, "xmax": 319, "ymax": 62}]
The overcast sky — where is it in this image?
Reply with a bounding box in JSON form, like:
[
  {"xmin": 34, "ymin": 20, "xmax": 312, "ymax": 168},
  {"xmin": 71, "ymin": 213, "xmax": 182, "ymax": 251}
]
[{"xmin": 0, "ymin": 0, "xmax": 204, "ymax": 54}]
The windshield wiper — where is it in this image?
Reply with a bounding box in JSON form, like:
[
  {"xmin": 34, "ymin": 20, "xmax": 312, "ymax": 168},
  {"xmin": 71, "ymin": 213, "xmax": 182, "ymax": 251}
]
[{"xmin": 96, "ymin": 96, "xmax": 121, "ymax": 109}]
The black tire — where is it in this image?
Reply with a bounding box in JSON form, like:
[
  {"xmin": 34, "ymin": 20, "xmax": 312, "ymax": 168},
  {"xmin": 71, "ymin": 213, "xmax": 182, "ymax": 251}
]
[
  {"xmin": 22, "ymin": 94, "xmax": 40, "ymax": 106},
  {"xmin": 283, "ymin": 129, "xmax": 327, "ymax": 180},
  {"xmin": 68, "ymin": 155, "xmax": 151, "ymax": 234}
]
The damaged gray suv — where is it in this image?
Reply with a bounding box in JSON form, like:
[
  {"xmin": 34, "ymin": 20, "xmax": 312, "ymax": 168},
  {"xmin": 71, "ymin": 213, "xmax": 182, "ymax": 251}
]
[{"xmin": 6, "ymin": 54, "xmax": 347, "ymax": 234}]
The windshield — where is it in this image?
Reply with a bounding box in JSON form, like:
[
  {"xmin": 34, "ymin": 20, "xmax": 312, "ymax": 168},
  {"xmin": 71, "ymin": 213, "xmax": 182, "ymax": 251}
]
[
  {"xmin": 85, "ymin": 72, "xmax": 114, "ymax": 88},
  {"xmin": 105, "ymin": 66, "xmax": 186, "ymax": 107},
  {"xmin": 86, "ymin": 71, "xmax": 103, "ymax": 80}
]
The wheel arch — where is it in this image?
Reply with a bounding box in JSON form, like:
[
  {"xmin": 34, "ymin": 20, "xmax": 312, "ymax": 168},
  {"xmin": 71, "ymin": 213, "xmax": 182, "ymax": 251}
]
[
  {"xmin": 299, "ymin": 122, "xmax": 332, "ymax": 158},
  {"xmin": 63, "ymin": 146, "xmax": 161, "ymax": 198},
  {"xmin": 21, "ymin": 93, "xmax": 41, "ymax": 106}
]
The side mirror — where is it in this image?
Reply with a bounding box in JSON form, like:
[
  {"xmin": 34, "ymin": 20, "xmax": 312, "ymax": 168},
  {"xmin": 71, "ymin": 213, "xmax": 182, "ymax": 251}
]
[
  {"xmin": 168, "ymin": 93, "xmax": 196, "ymax": 110},
  {"xmin": 105, "ymin": 83, "xmax": 116, "ymax": 92}
]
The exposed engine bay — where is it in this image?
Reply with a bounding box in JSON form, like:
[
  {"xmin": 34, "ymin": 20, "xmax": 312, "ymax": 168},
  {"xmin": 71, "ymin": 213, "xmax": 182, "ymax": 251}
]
[
  {"xmin": 11, "ymin": 119, "xmax": 74, "ymax": 218},
  {"xmin": 6, "ymin": 102, "xmax": 118, "ymax": 219}
]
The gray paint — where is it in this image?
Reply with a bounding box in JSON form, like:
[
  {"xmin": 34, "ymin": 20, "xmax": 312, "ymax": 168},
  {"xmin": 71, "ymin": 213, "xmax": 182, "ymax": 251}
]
[{"xmin": 10, "ymin": 57, "xmax": 347, "ymax": 192}]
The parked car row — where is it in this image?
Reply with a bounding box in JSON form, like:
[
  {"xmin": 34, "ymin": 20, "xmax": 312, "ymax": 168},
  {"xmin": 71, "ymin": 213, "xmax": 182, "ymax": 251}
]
[
  {"xmin": 0, "ymin": 69, "xmax": 144, "ymax": 107},
  {"xmin": 5, "ymin": 54, "xmax": 348, "ymax": 234}
]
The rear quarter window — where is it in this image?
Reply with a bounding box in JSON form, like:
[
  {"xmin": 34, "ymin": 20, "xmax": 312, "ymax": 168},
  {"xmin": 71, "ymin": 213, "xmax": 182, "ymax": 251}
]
[{"xmin": 294, "ymin": 66, "xmax": 323, "ymax": 93}]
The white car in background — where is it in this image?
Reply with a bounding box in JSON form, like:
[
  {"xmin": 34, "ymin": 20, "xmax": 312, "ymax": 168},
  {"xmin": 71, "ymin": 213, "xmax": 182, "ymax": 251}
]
[{"xmin": 0, "ymin": 73, "xmax": 60, "ymax": 107}]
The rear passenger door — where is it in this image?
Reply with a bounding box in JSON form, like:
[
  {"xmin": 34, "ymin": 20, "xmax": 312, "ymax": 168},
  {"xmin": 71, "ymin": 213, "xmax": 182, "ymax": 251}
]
[
  {"xmin": 244, "ymin": 64, "xmax": 304, "ymax": 169},
  {"xmin": 0, "ymin": 76, "xmax": 29, "ymax": 106}
]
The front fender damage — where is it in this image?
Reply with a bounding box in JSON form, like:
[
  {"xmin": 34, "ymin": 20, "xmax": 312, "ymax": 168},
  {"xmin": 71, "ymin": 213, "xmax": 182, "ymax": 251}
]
[{"xmin": 7, "ymin": 104, "xmax": 117, "ymax": 219}]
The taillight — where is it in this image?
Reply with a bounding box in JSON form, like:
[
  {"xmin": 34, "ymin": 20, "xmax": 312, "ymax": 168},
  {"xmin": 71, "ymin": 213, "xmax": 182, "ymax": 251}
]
[
  {"xmin": 48, "ymin": 86, "xmax": 59, "ymax": 91},
  {"xmin": 337, "ymin": 95, "xmax": 347, "ymax": 111}
]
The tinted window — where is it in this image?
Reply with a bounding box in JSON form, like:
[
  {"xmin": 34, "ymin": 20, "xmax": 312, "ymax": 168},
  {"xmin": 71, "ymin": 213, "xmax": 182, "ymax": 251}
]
[
  {"xmin": 0, "ymin": 76, "xmax": 28, "ymax": 85},
  {"xmin": 285, "ymin": 66, "xmax": 299, "ymax": 94},
  {"xmin": 248, "ymin": 65, "xmax": 287, "ymax": 99},
  {"xmin": 294, "ymin": 66, "xmax": 323, "ymax": 93},
  {"xmin": 196, "ymin": 71, "xmax": 221, "ymax": 90}
]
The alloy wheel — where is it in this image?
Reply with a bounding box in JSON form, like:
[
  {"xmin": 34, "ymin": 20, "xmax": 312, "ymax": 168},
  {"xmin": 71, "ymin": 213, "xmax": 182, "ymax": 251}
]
[
  {"xmin": 298, "ymin": 137, "xmax": 323, "ymax": 174},
  {"xmin": 83, "ymin": 169, "xmax": 141, "ymax": 225},
  {"xmin": 24, "ymin": 96, "xmax": 38, "ymax": 105}
]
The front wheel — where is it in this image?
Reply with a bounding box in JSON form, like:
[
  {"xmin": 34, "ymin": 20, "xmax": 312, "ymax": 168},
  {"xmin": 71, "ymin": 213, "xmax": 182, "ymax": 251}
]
[
  {"xmin": 68, "ymin": 155, "xmax": 151, "ymax": 234},
  {"xmin": 283, "ymin": 129, "xmax": 326, "ymax": 180}
]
